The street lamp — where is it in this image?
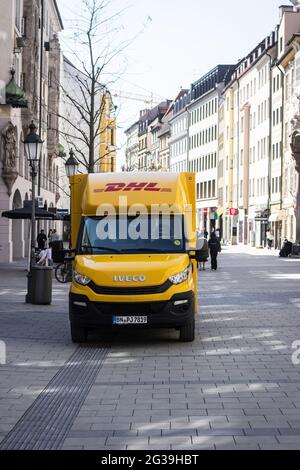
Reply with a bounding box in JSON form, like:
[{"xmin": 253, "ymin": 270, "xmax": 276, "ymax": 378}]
[
  {"xmin": 65, "ymin": 149, "xmax": 79, "ymax": 178},
  {"xmin": 23, "ymin": 121, "xmax": 43, "ymax": 303},
  {"xmin": 65, "ymin": 149, "xmax": 79, "ymax": 249}
]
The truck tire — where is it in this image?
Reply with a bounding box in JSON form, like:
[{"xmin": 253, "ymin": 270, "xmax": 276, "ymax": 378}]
[
  {"xmin": 179, "ymin": 320, "xmax": 195, "ymax": 342},
  {"xmin": 70, "ymin": 323, "xmax": 88, "ymax": 343}
]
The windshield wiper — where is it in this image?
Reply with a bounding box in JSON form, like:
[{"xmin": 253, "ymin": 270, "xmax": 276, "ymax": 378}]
[
  {"xmin": 81, "ymin": 245, "xmax": 123, "ymax": 254},
  {"xmin": 121, "ymin": 248, "xmax": 166, "ymax": 253}
]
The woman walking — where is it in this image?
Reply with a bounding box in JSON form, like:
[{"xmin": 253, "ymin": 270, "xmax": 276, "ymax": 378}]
[{"xmin": 208, "ymin": 232, "xmax": 221, "ymax": 271}]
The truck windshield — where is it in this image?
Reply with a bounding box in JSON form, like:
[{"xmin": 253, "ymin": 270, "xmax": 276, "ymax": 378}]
[{"xmin": 78, "ymin": 215, "xmax": 185, "ymax": 254}]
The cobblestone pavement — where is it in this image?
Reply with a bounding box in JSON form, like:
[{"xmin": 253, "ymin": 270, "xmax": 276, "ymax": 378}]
[{"xmin": 0, "ymin": 248, "xmax": 300, "ymax": 450}]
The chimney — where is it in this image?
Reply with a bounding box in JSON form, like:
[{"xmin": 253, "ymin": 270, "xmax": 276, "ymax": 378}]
[{"xmin": 279, "ymin": 5, "xmax": 294, "ymax": 21}]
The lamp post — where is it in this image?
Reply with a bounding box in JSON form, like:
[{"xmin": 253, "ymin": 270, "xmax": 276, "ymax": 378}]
[
  {"xmin": 65, "ymin": 149, "xmax": 79, "ymax": 248},
  {"xmin": 24, "ymin": 121, "xmax": 43, "ymax": 303},
  {"xmin": 65, "ymin": 149, "xmax": 79, "ymax": 178}
]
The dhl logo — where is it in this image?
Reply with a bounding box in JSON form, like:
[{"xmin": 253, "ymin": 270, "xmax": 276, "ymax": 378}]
[{"xmin": 94, "ymin": 183, "xmax": 172, "ymax": 193}]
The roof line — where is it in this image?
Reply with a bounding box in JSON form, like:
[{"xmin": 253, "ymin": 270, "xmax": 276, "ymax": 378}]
[{"xmin": 53, "ymin": 0, "xmax": 64, "ymax": 30}]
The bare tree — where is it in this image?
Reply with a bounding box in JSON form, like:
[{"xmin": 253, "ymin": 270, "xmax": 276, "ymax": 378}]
[{"xmin": 49, "ymin": 0, "xmax": 148, "ymax": 173}]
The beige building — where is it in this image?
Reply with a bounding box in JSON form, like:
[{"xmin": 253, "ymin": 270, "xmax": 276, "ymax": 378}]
[
  {"xmin": 221, "ymin": 5, "xmax": 300, "ymax": 248},
  {"xmin": 124, "ymin": 121, "xmax": 139, "ymax": 171},
  {"xmin": 0, "ymin": 0, "xmax": 63, "ymax": 263},
  {"xmin": 137, "ymin": 102, "xmax": 171, "ymax": 171},
  {"xmin": 278, "ymin": 6, "xmax": 300, "ymax": 243},
  {"xmin": 158, "ymin": 104, "xmax": 173, "ymax": 172}
]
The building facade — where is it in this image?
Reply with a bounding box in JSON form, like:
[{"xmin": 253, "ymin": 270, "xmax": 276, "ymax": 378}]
[
  {"xmin": 188, "ymin": 66, "xmax": 234, "ymax": 234},
  {"xmin": 99, "ymin": 91, "xmax": 117, "ymax": 173},
  {"xmin": 137, "ymin": 102, "xmax": 171, "ymax": 171},
  {"xmin": 123, "ymin": 3, "xmax": 300, "ymax": 248},
  {"xmin": 278, "ymin": 6, "xmax": 300, "ymax": 244},
  {"xmin": 0, "ymin": 0, "xmax": 63, "ymax": 263},
  {"xmin": 221, "ymin": 5, "xmax": 300, "ymax": 248},
  {"xmin": 124, "ymin": 121, "xmax": 139, "ymax": 171},
  {"xmin": 158, "ymin": 103, "xmax": 173, "ymax": 172},
  {"xmin": 169, "ymin": 90, "xmax": 190, "ymax": 173}
]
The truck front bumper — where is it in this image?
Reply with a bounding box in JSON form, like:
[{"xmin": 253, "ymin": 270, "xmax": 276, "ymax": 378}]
[{"xmin": 69, "ymin": 291, "xmax": 195, "ymax": 329}]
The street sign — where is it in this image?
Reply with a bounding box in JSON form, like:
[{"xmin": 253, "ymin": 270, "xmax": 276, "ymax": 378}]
[
  {"xmin": 230, "ymin": 208, "xmax": 238, "ymax": 216},
  {"xmin": 36, "ymin": 196, "xmax": 44, "ymax": 208},
  {"xmin": 56, "ymin": 209, "xmax": 69, "ymax": 215}
]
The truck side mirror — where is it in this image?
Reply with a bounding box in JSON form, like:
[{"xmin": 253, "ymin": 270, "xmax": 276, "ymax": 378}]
[{"xmin": 187, "ymin": 250, "xmax": 197, "ymax": 260}]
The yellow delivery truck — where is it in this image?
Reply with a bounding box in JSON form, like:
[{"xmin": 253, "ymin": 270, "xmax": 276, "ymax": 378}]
[{"xmin": 69, "ymin": 172, "xmax": 198, "ymax": 342}]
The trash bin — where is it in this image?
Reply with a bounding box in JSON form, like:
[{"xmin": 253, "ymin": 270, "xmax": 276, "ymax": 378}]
[{"xmin": 29, "ymin": 266, "xmax": 53, "ymax": 305}]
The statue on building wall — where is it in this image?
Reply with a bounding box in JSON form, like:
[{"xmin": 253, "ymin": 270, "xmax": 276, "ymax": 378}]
[
  {"xmin": 291, "ymin": 95, "xmax": 300, "ymax": 168},
  {"xmin": 2, "ymin": 122, "xmax": 17, "ymax": 168},
  {"xmin": 1, "ymin": 122, "xmax": 18, "ymax": 196}
]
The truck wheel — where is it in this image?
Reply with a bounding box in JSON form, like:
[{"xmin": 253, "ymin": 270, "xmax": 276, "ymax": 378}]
[
  {"xmin": 179, "ymin": 320, "xmax": 195, "ymax": 342},
  {"xmin": 70, "ymin": 323, "xmax": 88, "ymax": 343}
]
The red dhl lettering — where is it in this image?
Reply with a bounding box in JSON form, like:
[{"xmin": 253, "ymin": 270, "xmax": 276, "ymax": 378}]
[{"xmin": 94, "ymin": 183, "xmax": 172, "ymax": 193}]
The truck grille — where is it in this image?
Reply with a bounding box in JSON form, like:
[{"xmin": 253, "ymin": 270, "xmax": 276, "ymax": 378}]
[{"xmin": 88, "ymin": 280, "xmax": 172, "ymax": 295}]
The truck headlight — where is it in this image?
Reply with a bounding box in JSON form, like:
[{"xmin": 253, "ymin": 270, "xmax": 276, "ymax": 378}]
[
  {"xmin": 169, "ymin": 265, "xmax": 192, "ymax": 285},
  {"xmin": 73, "ymin": 271, "xmax": 91, "ymax": 286}
]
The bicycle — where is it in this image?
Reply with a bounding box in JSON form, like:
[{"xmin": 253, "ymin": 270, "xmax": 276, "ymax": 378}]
[{"xmin": 54, "ymin": 257, "xmax": 73, "ymax": 283}]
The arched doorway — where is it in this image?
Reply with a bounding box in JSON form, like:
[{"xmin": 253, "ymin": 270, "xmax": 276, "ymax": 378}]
[{"xmin": 12, "ymin": 189, "xmax": 24, "ymax": 260}]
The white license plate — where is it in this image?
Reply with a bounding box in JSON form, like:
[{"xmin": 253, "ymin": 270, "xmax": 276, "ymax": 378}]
[{"xmin": 113, "ymin": 316, "xmax": 148, "ymax": 325}]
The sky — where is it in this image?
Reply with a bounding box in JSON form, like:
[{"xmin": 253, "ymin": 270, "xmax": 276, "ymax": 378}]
[{"xmin": 56, "ymin": 0, "xmax": 289, "ymax": 168}]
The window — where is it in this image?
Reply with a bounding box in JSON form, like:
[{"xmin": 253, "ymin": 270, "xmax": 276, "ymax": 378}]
[
  {"xmin": 240, "ymin": 149, "xmax": 244, "ymax": 166},
  {"xmin": 15, "ymin": 0, "xmax": 21, "ymax": 31}
]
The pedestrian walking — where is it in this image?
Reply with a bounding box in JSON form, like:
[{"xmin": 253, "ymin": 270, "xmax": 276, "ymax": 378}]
[
  {"xmin": 48, "ymin": 229, "xmax": 53, "ymax": 243},
  {"xmin": 266, "ymin": 230, "xmax": 274, "ymax": 249},
  {"xmin": 37, "ymin": 229, "xmax": 47, "ymax": 250},
  {"xmin": 208, "ymin": 232, "xmax": 221, "ymax": 271},
  {"xmin": 37, "ymin": 245, "xmax": 53, "ymax": 266}
]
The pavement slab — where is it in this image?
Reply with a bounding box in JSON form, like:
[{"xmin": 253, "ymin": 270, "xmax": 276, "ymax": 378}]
[{"xmin": 0, "ymin": 246, "xmax": 300, "ymax": 449}]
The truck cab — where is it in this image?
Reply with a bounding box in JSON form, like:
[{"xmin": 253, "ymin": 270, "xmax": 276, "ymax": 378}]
[{"xmin": 69, "ymin": 172, "xmax": 198, "ymax": 342}]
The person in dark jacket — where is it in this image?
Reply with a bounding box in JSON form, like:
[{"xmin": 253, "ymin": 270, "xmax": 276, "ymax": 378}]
[
  {"xmin": 37, "ymin": 229, "xmax": 47, "ymax": 250},
  {"xmin": 208, "ymin": 232, "xmax": 221, "ymax": 270},
  {"xmin": 279, "ymin": 239, "xmax": 293, "ymax": 258}
]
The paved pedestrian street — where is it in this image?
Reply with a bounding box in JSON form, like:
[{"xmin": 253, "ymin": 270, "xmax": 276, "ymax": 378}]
[{"xmin": 0, "ymin": 247, "xmax": 300, "ymax": 450}]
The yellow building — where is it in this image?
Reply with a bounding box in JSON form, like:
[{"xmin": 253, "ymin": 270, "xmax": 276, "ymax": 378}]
[{"xmin": 98, "ymin": 91, "xmax": 117, "ymax": 173}]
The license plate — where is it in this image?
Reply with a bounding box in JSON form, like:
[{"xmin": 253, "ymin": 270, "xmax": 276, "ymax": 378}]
[{"xmin": 113, "ymin": 316, "xmax": 148, "ymax": 325}]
